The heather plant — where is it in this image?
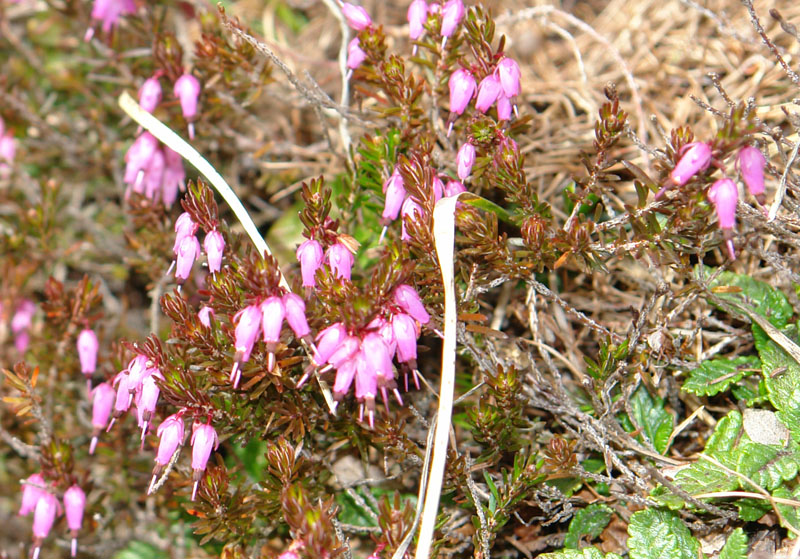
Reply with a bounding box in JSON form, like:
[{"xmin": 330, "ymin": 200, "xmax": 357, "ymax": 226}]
[{"xmin": 4, "ymin": 1, "xmax": 800, "ymax": 559}]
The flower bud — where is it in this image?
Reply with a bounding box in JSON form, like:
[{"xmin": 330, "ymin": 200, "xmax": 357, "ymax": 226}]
[
  {"xmin": 203, "ymin": 230, "xmax": 225, "ymax": 275},
  {"xmin": 138, "ymin": 76, "xmax": 162, "ymax": 113},
  {"xmin": 326, "ymin": 242, "xmax": 355, "ymax": 280},
  {"xmin": 408, "ymin": 0, "xmax": 428, "ymax": 40},
  {"xmin": 77, "ymin": 329, "xmax": 99, "ymax": 376},
  {"xmin": 190, "ymin": 423, "xmax": 219, "ymax": 500},
  {"xmin": 283, "ymin": 293, "xmax": 311, "ymax": 338},
  {"xmin": 394, "ymin": 284, "xmax": 430, "ymax": 324},
  {"xmin": 296, "ymin": 239, "xmax": 324, "ymax": 288},
  {"xmin": 198, "ymin": 305, "xmax": 214, "ymax": 327},
  {"xmin": 382, "ymin": 169, "xmax": 406, "ymax": 223},
  {"xmin": 457, "ymin": 142, "xmax": 476, "ymax": 180},
  {"xmin": 737, "ymin": 145, "xmax": 766, "ymax": 203},
  {"xmin": 175, "ymin": 234, "xmax": 201, "ymax": 282},
  {"xmin": 475, "ymin": 74, "xmax": 501, "ymax": 113},
  {"xmin": 347, "ymin": 37, "xmax": 367, "ymax": 70},
  {"xmin": 440, "ymin": 0, "xmax": 464, "ymax": 38},
  {"xmin": 64, "ymin": 485, "xmax": 86, "ymax": 557},
  {"xmin": 90, "ymin": 382, "xmax": 115, "ymax": 453},
  {"xmin": 19, "ymin": 474, "xmax": 45, "ymax": 516},
  {"xmin": 496, "ymin": 57, "xmax": 521, "ymax": 98},
  {"xmin": 32, "ymin": 491, "xmax": 60, "ymax": 539},
  {"xmin": 342, "ymin": 2, "xmax": 371, "ymax": 30},
  {"xmin": 448, "ymin": 69, "xmax": 476, "ymax": 115},
  {"xmin": 707, "ymin": 177, "xmax": 739, "ymax": 260},
  {"xmin": 660, "ymin": 141, "xmax": 712, "ymax": 197},
  {"xmin": 174, "ymin": 74, "xmax": 201, "ymax": 139}
]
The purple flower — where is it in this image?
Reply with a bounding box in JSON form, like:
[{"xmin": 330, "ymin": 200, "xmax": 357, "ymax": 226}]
[
  {"xmin": 658, "ymin": 141, "xmax": 713, "ymax": 198},
  {"xmin": 136, "ymin": 371, "xmax": 162, "ymax": 439},
  {"xmin": 392, "ymin": 313, "xmax": 419, "ymax": 364},
  {"xmin": 174, "ymin": 74, "xmax": 201, "ymax": 139},
  {"xmin": 326, "ymin": 242, "xmax": 355, "ymax": 280},
  {"xmin": 19, "ymin": 474, "xmax": 46, "ymax": 516},
  {"xmin": 123, "ymin": 132, "xmax": 158, "ymax": 189},
  {"xmin": 475, "ymin": 74, "xmax": 501, "ymax": 113},
  {"xmin": 173, "ymin": 212, "xmax": 197, "ymax": 253},
  {"xmin": 382, "ymin": 169, "xmax": 406, "ymax": 223},
  {"xmin": 203, "ymin": 229, "xmax": 225, "ymax": 275},
  {"xmin": 77, "ymin": 329, "xmax": 99, "ymax": 377},
  {"xmin": 707, "ymin": 177, "xmax": 739, "ymax": 259},
  {"xmin": 283, "ymin": 293, "xmax": 311, "ymax": 338},
  {"xmin": 231, "ymin": 304, "xmax": 263, "ymax": 387},
  {"xmin": 394, "ymin": 284, "xmax": 430, "ymax": 324},
  {"xmin": 175, "ymin": 234, "xmax": 201, "ymax": 282},
  {"xmin": 448, "ymin": 69, "xmax": 476, "ymax": 116},
  {"xmin": 328, "ymin": 335, "xmax": 361, "ymax": 368},
  {"xmin": 296, "ymin": 239, "xmax": 324, "ymax": 288},
  {"xmin": 190, "ymin": 423, "xmax": 219, "ymax": 500},
  {"xmin": 347, "ymin": 37, "xmax": 367, "ymax": 70},
  {"xmin": 457, "ymin": 142, "xmax": 476, "ymax": 180},
  {"xmin": 737, "ymin": 145, "xmax": 766, "ymax": 203},
  {"xmin": 440, "ymin": 0, "xmax": 464, "ymax": 39},
  {"xmin": 313, "ymin": 323, "xmax": 347, "ymax": 365},
  {"xmin": 496, "ymin": 57, "xmax": 521, "ymax": 98},
  {"xmin": 90, "ymin": 382, "xmax": 115, "ymax": 454},
  {"xmin": 342, "ymin": 2, "xmax": 371, "ymax": 30},
  {"xmin": 149, "ymin": 413, "xmax": 184, "ymax": 494},
  {"xmin": 138, "ymin": 76, "xmax": 162, "ymax": 113},
  {"xmin": 408, "ymin": 0, "xmax": 428, "ymax": 40},
  {"xmin": 198, "ymin": 305, "xmax": 214, "ymax": 327},
  {"xmin": 63, "ymin": 485, "xmax": 86, "ymax": 557},
  {"xmin": 432, "ymin": 175, "xmax": 444, "ymax": 202}
]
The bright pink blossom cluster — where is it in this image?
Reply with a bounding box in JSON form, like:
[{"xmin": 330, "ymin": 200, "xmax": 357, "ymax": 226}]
[
  {"xmin": 296, "ymin": 236, "xmax": 356, "ymax": 288},
  {"xmin": 448, "ymin": 55, "xmax": 521, "ymax": 134},
  {"xmin": 84, "ymin": 0, "xmax": 135, "ymax": 41},
  {"xmin": 19, "ymin": 475, "xmax": 86, "ymax": 559},
  {"xmin": 171, "ymin": 212, "xmax": 226, "ymax": 283}
]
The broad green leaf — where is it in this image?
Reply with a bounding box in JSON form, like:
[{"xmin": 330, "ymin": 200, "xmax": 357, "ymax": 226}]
[
  {"xmin": 773, "ymin": 484, "xmax": 800, "ymax": 534},
  {"xmin": 698, "ymin": 265, "xmax": 793, "ymax": 328},
  {"xmin": 672, "ymin": 458, "xmax": 738, "ymax": 496},
  {"xmin": 682, "ymin": 356, "xmax": 760, "ymax": 397},
  {"xmin": 705, "ymin": 411, "xmax": 742, "ymax": 456},
  {"xmin": 539, "ymin": 548, "xmax": 623, "ymax": 559},
  {"xmin": 754, "ymin": 325, "xmax": 800, "ymax": 432},
  {"xmin": 629, "ymin": 384, "xmax": 674, "ymax": 454},
  {"xmin": 719, "ymin": 528, "xmax": 747, "ymax": 559},
  {"xmin": 736, "ymin": 497, "xmax": 770, "ymax": 521},
  {"xmin": 564, "ymin": 504, "xmax": 614, "ymax": 549},
  {"xmin": 735, "ymin": 438, "xmax": 800, "ymax": 491},
  {"xmin": 627, "ymin": 509, "xmax": 700, "ymax": 559}
]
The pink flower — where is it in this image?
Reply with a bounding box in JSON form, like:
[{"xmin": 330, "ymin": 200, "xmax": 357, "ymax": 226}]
[
  {"xmin": 392, "ymin": 313, "xmax": 419, "ymax": 364},
  {"xmin": 190, "ymin": 423, "xmax": 219, "ymax": 500},
  {"xmin": 394, "ymin": 284, "xmax": 430, "ymax": 324},
  {"xmin": 355, "ymin": 351, "xmax": 377, "ymax": 426},
  {"xmin": 84, "ymin": 0, "xmax": 135, "ymax": 41},
  {"xmin": 110, "ymin": 371, "xmax": 132, "ymax": 424},
  {"xmin": 162, "ymin": 147, "xmax": 185, "ymax": 206},
  {"xmin": 440, "ymin": 0, "xmax": 464, "ymax": 38},
  {"xmin": 341, "ymin": 2, "xmax": 371, "ymax": 30},
  {"xmin": 11, "ymin": 299, "xmax": 35, "ymax": 334},
  {"xmin": 138, "ymin": 76, "xmax": 162, "ymax": 113},
  {"xmin": 313, "ymin": 323, "xmax": 348, "ymax": 365},
  {"xmin": 382, "ymin": 169, "xmax": 406, "ymax": 223},
  {"xmin": 203, "ymin": 230, "xmax": 225, "ymax": 275},
  {"xmin": 400, "ymin": 197, "xmax": 424, "ymax": 241},
  {"xmin": 174, "ymin": 74, "xmax": 201, "ymax": 139},
  {"xmin": 707, "ymin": 177, "xmax": 739, "ymax": 259},
  {"xmin": 125, "ymin": 354, "xmax": 151, "ymax": 396},
  {"xmin": 261, "ymin": 296, "xmax": 286, "ymax": 344},
  {"xmin": 333, "ymin": 356, "xmax": 358, "ymax": 398},
  {"xmin": 63, "ymin": 485, "xmax": 86, "ymax": 557},
  {"xmin": 149, "ymin": 413, "xmax": 184, "ymax": 494},
  {"xmin": 737, "ymin": 145, "xmax": 766, "ymax": 203},
  {"xmin": 77, "ymin": 328, "xmax": 99, "ymax": 377},
  {"xmin": 0, "ymin": 132, "xmax": 16, "ymax": 164},
  {"xmin": 328, "ymin": 335, "xmax": 361, "ymax": 368},
  {"xmin": 19, "ymin": 474, "xmax": 46, "ymax": 516},
  {"xmin": 496, "ymin": 57, "xmax": 521, "ymax": 98},
  {"xmin": 475, "ymin": 74, "xmax": 501, "ymax": 113},
  {"xmin": 457, "ymin": 142, "xmax": 476, "ymax": 180},
  {"xmin": 347, "ymin": 37, "xmax": 367, "ymax": 70},
  {"xmin": 296, "ymin": 239, "xmax": 324, "ymax": 288},
  {"xmin": 408, "ymin": 0, "xmax": 428, "ymax": 40},
  {"xmin": 90, "ymin": 382, "xmax": 115, "ymax": 454},
  {"xmin": 231, "ymin": 304, "xmax": 263, "ymax": 387},
  {"xmin": 32, "ymin": 491, "xmax": 61, "ymax": 541},
  {"xmin": 173, "ymin": 212, "xmax": 198, "ymax": 253},
  {"xmin": 432, "ymin": 175, "xmax": 444, "ymax": 202},
  {"xmin": 123, "ymin": 132, "xmax": 158, "ymax": 186},
  {"xmin": 326, "ymin": 242, "xmax": 355, "ymax": 280},
  {"xmin": 361, "ymin": 332, "xmax": 396, "ymax": 406},
  {"xmin": 136, "ymin": 371, "xmax": 162, "ymax": 438},
  {"xmin": 142, "ymin": 147, "xmax": 165, "ymax": 199},
  {"xmin": 175, "ymin": 234, "xmax": 201, "ymax": 282},
  {"xmin": 283, "ymin": 293, "xmax": 311, "ymax": 338},
  {"xmin": 496, "ymin": 94, "xmax": 512, "ymax": 121},
  {"xmin": 445, "ymin": 180, "xmax": 466, "ymax": 197},
  {"xmin": 658, "ymin": 141, "xmax": 713, "ymax": 198},
  {"xmin": 198, "ymin": 305, "xmax": 214, "ymax": 327},
  {"xmin": 448, "ymin": 69, "xmax": 476, "ymax": 115}
]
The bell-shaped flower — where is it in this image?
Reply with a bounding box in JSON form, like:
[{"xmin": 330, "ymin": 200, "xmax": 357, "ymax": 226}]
[
  {"xmin": 658, "ymin": 141, "xmax": 713, "ymax": 198},
  {"xmin": 313, "ymin": 323, "xmax": 347, "ymax": 365},
  {"xmin": 77, "ymin": 329, "xmax": 99, "ymax": 377},
  {"xmin": 11, "ymin": 300, "xmax": 35, "ymax": 334},
  {"xmin": 382, "ymin": 170, "xmax": 406, "ymax": 223},
  {"xmin": 448, "ymin": 69, "xmax": 476, "ymax": 116},
  {"xmin": 283, "ymin": 293, "xmax": 311, "ymax": 338},
  {"xmin": 175, "ymin": 234, "xmax": 201, "ymax": 282},
  {"xmin": 173, "ymin": 212, "xmax": 197, "ymax": 253},
  {"xmin": 63, "ymin": 485, "xmax": 86, "ymax": 558},
  {"xmin": 198, "ymin": 305, "xmax": 214, "ymax": 327},
  {"xmin": 90, "ymin": 382, "xmax": 115, "ymax": 454},
  {"xmin": 123, "ymin": 132, "xmax": 158, "ymax": 189},
  {"xmin": 203, "ymin": 230, "xmax": 225, "ymax": 275},
  {"xmin": 326, "ymin": 242, "xmax": 355, "ymax": 280},
  {"xmin": 162, "ymin": 147, "xmax": 185, "ymax": 206},
  {"xmin": 707, "ymin": 177, "xmax": 739, "ymax": 259},
  {"xmin": 408, "ymin": 0, "xmax": 428, "ymax": 40},
  {"xmin": 109, "ymin": 371, "xmax": 132, "ymax": 427},
  {"xmin": 174, "ymin": 74, "xmax": 201, "ymax": 139},
  {"xmin": 296, "ymin": 239, "xmax": 324, "ymax": 288},
  {"xmin": 457, "ymin": 142, "xmax": 476, "ymax": 181},
  {"xmin": 136, "ymin": 371, "xmax": 162, "ymax": 439},
  {"xmin": 347, "ymin": 37, "xmax": 367, "ymax": 70},
  {"xmin": 261, "ymin": 296, "xmax": 286, "ymax": 345},
  {"xmin": 400, "ymin": 197, "xmax": 424, "ymax": 241},
  {"xmin": 84, "ymin": 0, "xmax": 135, "ymax": 41},
  {"xmin": 342, "ymin": 2, "xmax": 371, "ymax": 30},
  {"xmin": 19, "ymin": 474, "xmax": 46, "ymax": 516},
  {"xmin": 125, "ymin": 354, "xmax": 151, "ymax": 397},
  {"xmin": 190, "ymin": 423, "xmax": 219, "ymax": 500},
  {"xmin": 361, "ymin": 332, "xmax": 396, "ymax": 406},
  {"xmin": 328, "ymin": 335, "xmax": 361, "ymax": 369},
  {"xmin": 32, "ymin": 491, "xmax": 61, "ymax": 559},
  {"xmin": 496, "ymin": 94, "xmax": 512, "ymax": 121},
  {"xmin": 138, "ymin": 76, "xmax": 162, "ymax": 113},
  {"xmin": 737, "ymin": 145, "xmax": 766, "ymax": 203},
  {"xmin": 392, "ymin": 313, "xmax": 419, "ymax": 364},
  {"xmin": 231, "ymin": 304, "xmax": 263, "ymax": 388},
  {"xmin": 142, "ymin": 147, "xmax": 165, "ymax": 199},
  {"xmin": 475, "ymin": 74, "xmax": 501, "ymax": 113},
  {"xmin": 440, "ymin": 0, "xmax": 464, "ymax": 39},
  {"xmin": 354, "ymin": 349, "xmax": 378, "ymax": 425},
  {"xmin": 445, "ymin": 180, "xmax": 466, "ymax": 198},
  {"xmin": 432, "ymin": 175, "xmax": 444, "ymax": 202},
  {"xmin": 333, "ymin": 356, "xmax": 358, "ymax": 399},
  {"xmin": 496, "ymin": 57, "xmax": 521, "ymax": 98},
  {"xmin": 149, "ymin": 413, "xmax": 185, "ymax": 494},
  {"xmin": 394, "ymin": 284, "xmax": 430, "ymax": 324}
]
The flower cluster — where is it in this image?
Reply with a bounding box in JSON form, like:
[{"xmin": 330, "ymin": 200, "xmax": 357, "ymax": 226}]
[
  {"xmin": 448, "ymin": 54, "xmax": 521, "ymax": 133},
  {"xmin": 296, "ymin": 235, "xmax": 357, "ymax": 288},
  {"xmin": 84, "ymin": 0, "xmax": 135, "ymax": 41},
  {"xmin": 19, "ymin": 475, "xmax": 86, "ymax": 559},
  {"xmin": 172, "ymin": 211, "xmax": 226, "ymax": 283}
]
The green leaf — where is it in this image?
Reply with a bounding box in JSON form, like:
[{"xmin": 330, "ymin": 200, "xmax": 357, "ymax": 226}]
[
  {"xmin": 564, "ymin": 504, "xmax": 614, "ymax": 549},
  {"xmin": 773, "ymin": 484, "xmax": 800, "ymax": 534},
  {"xmin": 114, "ymin": 542, "xmax": 169, "ymax": 559},
  {"xmin": 539, "ymin": 548, "xmax": 623, "ymax": 559},
  {"xmin": 627, "ymin": 509, "xmax": 700, "ymax": 559},
  {"xmin": 719, "ymin": 528, "xmax": 747, "ymax": 559},
  {"xmin": 736, "ymin": 497, "xmax": 770, "ymax": 521},
  {"xmin": 705, "ymin": 411, "xmax": 743, "ymax": 457},
  {"xmin": 754, "ymin": 325, "xmax": 800, "ymax": 432},
  {"xmin": 682, "ymin": 356, "xmax": 760, "ymax": 397},
  {"xmin": 629, "ymin": 385, "xmax": 674, "ymax": 454},
  {"xmin": 698, "ymin": 265, "xmax": 793, "ymax": 328},
  {"xmin": 735, "ymin": 438, "xmax": 800, "ymax": 491},
  {"xmin": 463, "ymin": 195, "xmax": 514, "ymax": 225}
]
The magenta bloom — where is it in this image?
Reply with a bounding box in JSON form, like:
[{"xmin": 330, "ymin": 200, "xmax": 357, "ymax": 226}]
[
  {"xmin": 457, "ymin": 142, "xmax": 476, "ymax": 181},
  {"xmin": 0, "ymin": 132, "xmax": 16, "ymax": 164},
  {"xmin": 11, "ymin": 299, "xmax": 35, "ymax": 334},
  {"xmin": 326, "ymin": 242, "xmax": 355, "ymax": 280},
  {"xmin": 174, "ymin": 74, "xmax": 201, "ymax": 139},
  {"xmin": 123, "ymin": 132, "xmax": 158, "ymax": 189},
  {"xmin": 333, "ymin": 356, "xmax": 358, "ymax": 398},
  {"xmin": 448, "ymin": 69, "xmax": 476, "ymax": 115},
  {"xmin": 162, "ymin": 147, "xmax": 185, "ymax": 206},
  {"xmin": 341, "ymin": 2, "xmax": 371, "ymax": 30},
  {"xmin": 125, "ymin": 354, "xmax": 151, "ymax": 396},
  {"xmin": 198, "ymin": 305, "xmax": 214, "ymax": 327},
  {"xmin": 136, "ymin": 371, "xmax": 162, "ymax": 436},
  {"xmin": 111, "ymin": 371, "xmax": 132, "ymax": 420},
  {"xmin": 475, "ymin": 74, "xmax": 501, "ymax": 113},
  {"xmin": 149, "ymin": 413, "xmax": 184, "ymax": 494},
  {"xmin": 283, "ymin": 293, "xmax": 311, "ymax": 338},
  {"xmin": 203, "ymin": 229, "xmax": 225, "ymax": 275},
  {"xmin": 328, "ymin": 335, "xmax": 361, "ymax": 368},
  {"xmin": 173, "ymin": 212, "xmax": 198, "ymax": 253},
  {"xmin": 190, "ymin": 423, "xmax": 219, "ymax": 500},
  {"xmin": 445, "ymin": 180, "xmax": 466, "ymax": 197},
  {"xmin": 64, "ymin": 485, "xmax": 86, "ymax": 557},
  {"xmin": 231, "ymin": 303, "xmax": 262, "ymax": 387},
  {"xmin": 347, "ymin": 37, "xmax": 367, "ymax": 70},
  {"xmin": 261, "ymin": 296, "xmax": 286, "ymax": 344},
  {"xmin": 296, "ymin": 239, "xmax": 324, "ymax": 288},
  {"xmin": 408, "ymin": 0, "xmax": 428, "ymax": 40},
  {"xmin": 660, "ymin": 141, "xmax": 713, "ymax": 197},
  {"xmin": 175, "ymin": 234, "xmax": 201, "ymax": 282},
  {"xmin": 362, "ymin": 332, "xmax": 395, "ymax": 388},
  {"xmin": 496, "ymin": 94, "xmax": 512, "ymax": 121},
  {"xmin": 392, "ymin": 313, "xmax": 419, "ymax": 364},
  {"xmin": 400, "ymin": 197, "xmax": 424, "ymax": 241},
  {"xmin": 77, "ymin": 329, "xmax": 99, "ymax": 376},
  {"xmin": 432, "ymin": 175, "xmax": 444, "ymax": 202},
  {"xmin": 707, "ymin": 177, "xmax": 739, "ymax": 259},
  {"xmin": 19, "ymin": 474, "xmax": 46, "ymax": 516},
  {"xmin": 142, "ymin": 146, "xmax": 165, "ymax": 199},
  {"xmin": 90, "ymin": 382, "xmax": 115, "ymax": 453},
  {"xmin": 440, "ymin": 0, "xmax": 464, "ymax": 38},
  {"xmin": 394, "ymin": 284, "xmax": 430, "ymax": 324},
  {"xmin": 737, "ymin": 145, "xmax": 766, "ymax": 203},
  {"xmin": 313, "ymin": 323, "xmax": 348, "ymax": 365},
  {"xmin": 84, "ymin": 0, "xmax": 136, "ymax": 41},
  {"xmin": 32, "ymin": 491, "xmax": 61, "ymax": 539},
  {"xmin": 138, "ymin": 76, "xmax": 162, "ymax": 113},
  {"xmin": 496, "ymin": 57, "xmax": 521, "ymax": 98},
  {"xmin": 382, "ymin": 169, "xmax": 406, "ymax": 223}
]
